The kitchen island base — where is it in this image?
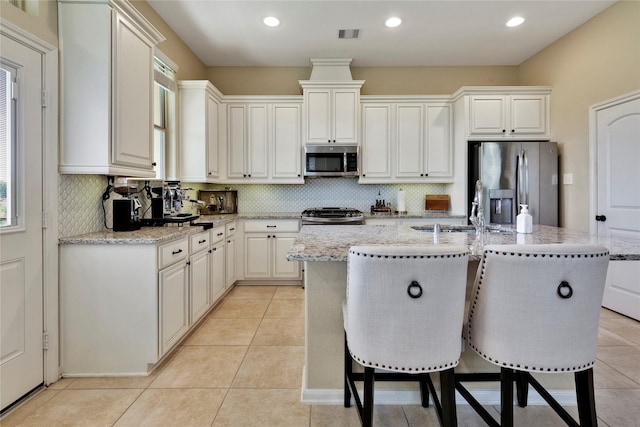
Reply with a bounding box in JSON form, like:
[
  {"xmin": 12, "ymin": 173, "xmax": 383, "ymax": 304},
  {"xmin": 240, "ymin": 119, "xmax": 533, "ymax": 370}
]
[{"xmin": 302, "ymin": 260, "xmax": 577, "ymax": 406}]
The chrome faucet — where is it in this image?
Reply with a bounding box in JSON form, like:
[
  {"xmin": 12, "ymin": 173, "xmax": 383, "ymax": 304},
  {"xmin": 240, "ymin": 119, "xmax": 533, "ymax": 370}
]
[{"xmin": 469, "ymin": 180, "xmax": 485, "ymax": 234}]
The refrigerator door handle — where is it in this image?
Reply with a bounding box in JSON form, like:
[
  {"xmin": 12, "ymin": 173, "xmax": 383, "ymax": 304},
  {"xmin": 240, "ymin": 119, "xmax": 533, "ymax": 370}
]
[{"xmin": 517, "ymin": 150, "xmax": 530, "ymax": 206}]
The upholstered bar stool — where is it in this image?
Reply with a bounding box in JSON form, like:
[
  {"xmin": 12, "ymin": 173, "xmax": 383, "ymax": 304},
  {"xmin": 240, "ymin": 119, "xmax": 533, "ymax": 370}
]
[
  {"xmin": 455, "ymin": 244, "xmax": 610, "ymax": 427},
  {"xmin": 343, "ymin": 245, "xmax": 469, "ymax": 427}
]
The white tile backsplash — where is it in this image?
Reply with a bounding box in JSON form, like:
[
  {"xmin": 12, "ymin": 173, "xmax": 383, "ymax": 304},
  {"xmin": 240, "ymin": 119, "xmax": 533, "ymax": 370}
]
[{"xmin": 59, "ymin": 175, "xmax": 449, "ymax": 238}]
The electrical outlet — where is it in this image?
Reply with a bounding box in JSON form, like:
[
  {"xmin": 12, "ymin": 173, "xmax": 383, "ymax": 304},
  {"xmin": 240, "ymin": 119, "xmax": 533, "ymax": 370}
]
[{"xmin": 563, "ymin": 173, "xmax": 574, "ymax": 185}]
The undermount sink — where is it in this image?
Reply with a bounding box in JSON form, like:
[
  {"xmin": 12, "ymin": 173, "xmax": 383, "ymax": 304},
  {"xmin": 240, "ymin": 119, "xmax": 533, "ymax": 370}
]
[{"xmin": 411, "ymin": 225, "xmax": 514, "ymax": 234}]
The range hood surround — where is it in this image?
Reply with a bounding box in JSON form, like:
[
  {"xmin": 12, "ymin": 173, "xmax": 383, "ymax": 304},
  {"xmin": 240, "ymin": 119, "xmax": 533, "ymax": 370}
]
[{"xmin": 308, "ymin": 58, "xmax": 354, "ymax": 81}]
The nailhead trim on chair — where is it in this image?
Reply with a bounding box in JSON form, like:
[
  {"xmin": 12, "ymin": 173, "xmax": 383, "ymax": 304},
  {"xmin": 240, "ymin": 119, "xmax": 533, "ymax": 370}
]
[
  {"xmin": 349, "ymin": 250, "xmax": 468, "ymax": 260},
  {"xmin": 347, "ymin": 348, "xmax": 459, "ymax": 373},
  {"xmin": 466, "ymin": 248, "xmax": 609, "ymax": 373}
]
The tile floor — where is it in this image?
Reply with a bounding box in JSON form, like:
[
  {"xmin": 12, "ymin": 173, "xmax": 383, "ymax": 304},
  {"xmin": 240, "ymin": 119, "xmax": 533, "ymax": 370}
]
[{"xmin": 2, "ymin": 284, "xmax": 639, "ymax": 427}]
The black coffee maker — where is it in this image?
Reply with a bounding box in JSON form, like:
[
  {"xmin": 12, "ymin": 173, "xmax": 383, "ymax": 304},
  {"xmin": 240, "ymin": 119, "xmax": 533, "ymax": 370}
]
[{"xmin": 113, "ymin": 198, "xmax": 142, "ymax": 232}]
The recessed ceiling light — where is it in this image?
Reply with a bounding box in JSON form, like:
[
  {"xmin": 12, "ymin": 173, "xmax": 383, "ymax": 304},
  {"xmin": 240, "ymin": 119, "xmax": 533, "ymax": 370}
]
[
  {"xmin": 263, "ymin": 16, "xmax": 280, "ymax": 27},
  {"xmin": 385, "ymin": 17, "xmax": 402, "ymax": 28},
  {"xmin": 506, "ymin": 16, "xmax": 525, "ymax": 27}
]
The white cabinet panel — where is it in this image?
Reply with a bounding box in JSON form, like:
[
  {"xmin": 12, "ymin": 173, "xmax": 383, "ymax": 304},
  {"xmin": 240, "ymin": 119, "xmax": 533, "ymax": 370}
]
[
  {"xmin": 189, "ymin": 248, "xmax": 210, "ymax": 325},
  {"xmin": 210, "ymin": 241, "xmax": 226, "ymax": 304},
  {"xmin": 396, "ymin": 104, "xmax": 424, "ymax": 178},
  {"xmin": 159, "ymin": 260, "xmax": 189, "ymax": 357},
  {"xmin": 360, "ymin": 104, "xmax": 392, "ymax": 180},
  {"xmin": 272, "ymin": 104, "xmax": 302, "ymax": 180}
]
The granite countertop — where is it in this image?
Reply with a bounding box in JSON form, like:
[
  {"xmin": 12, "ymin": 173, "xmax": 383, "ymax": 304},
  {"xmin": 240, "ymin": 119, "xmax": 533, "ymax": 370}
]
[
  {"xmin": 286, "ymin": 224, "xmax": 640, "ymax": 262},
  {"xmin": 58, "ymin": 223, "xmax": 209, "ymax": 245}
]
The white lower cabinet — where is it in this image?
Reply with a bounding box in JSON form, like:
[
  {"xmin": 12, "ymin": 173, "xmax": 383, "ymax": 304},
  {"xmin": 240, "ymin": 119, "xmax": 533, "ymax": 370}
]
[
  {"xmin": 225, "ymin": 221, "xmax": 238, "ymax": 287},
  {"xmin": 243, "ymin": 219, "xmax": 301, "ymax": 281},
  {"xmin": 189, "ymin": 231, "xmax": 211, "ymax": 325},
  {"xmin": 159, "ymin": 259, "xmax": 189, "ymax": 357}
]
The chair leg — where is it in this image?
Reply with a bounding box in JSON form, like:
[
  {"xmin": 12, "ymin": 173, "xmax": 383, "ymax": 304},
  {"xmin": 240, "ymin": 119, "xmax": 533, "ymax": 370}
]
[
  {"xmin": 344, "ymin": 335, "xmax": 352, "ymax": 408},
  {"xmin": 500, "ymin": 367, "xmax": 514, "ymax": 427},
  {"xmin": 575, "ymin": 368, "xmax": 597, "ymax": 427},
  {"xmin": 363, "ymin": 367, "xmax": 375, "ymax": 427},
  {"xmin": 439, "ymin": 368, "xmax": 458, "ymax": 427},
  {"xmin": 515, "ymin": 371, "xmax": 529, "ymax": 408},
  {"xmin": 419, "ymin": 373, "xmax": 430, "ymax": 408}
]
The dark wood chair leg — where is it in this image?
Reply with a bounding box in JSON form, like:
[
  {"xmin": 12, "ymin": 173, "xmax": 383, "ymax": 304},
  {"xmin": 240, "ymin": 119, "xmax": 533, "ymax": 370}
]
[
  {"xmin": 500, "ymin": 367, "xmax": 514, "ymax": 427},
  {"xmin": 344, "ymin": 334, "xmax": 352, "ymax": 408},
  {"xmin": 575, "ymin": 368, "xmax": 597, "ymax": 427},
  {"xmin": 363, "ymin": 367, "xmax": 375, "ymax": 427},
  {"xmin": 515, "ymin": 371, "xmax": 529, "ymax": 408},
  {"xmin": 419, "ymin": 373, "xmax": 430, "ymax": 408},
  {"xmin": 440, "ymin": 368, "xmax": 458, "ymax": 427}
]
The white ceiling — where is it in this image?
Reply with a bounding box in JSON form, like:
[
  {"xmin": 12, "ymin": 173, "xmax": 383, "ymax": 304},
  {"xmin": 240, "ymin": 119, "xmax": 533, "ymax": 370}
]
[{"xmin": 147, "ymin": 0, "xmax": 616, "ymax": 67}]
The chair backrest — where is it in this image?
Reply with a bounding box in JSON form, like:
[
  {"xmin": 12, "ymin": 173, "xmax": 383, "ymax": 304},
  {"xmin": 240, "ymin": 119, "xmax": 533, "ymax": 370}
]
[
  {"xmin": 466, "ymin": 244, "xmax": 610, "ymax": 373},
  {"xmin": 346, "ymin": 245, "xmax": 469, "ymax": 373}
]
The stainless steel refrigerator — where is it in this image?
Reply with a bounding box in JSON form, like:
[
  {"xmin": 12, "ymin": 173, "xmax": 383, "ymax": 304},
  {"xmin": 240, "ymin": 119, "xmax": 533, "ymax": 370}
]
[{"xmin": 468, "ymin": 141, "xmax": 559, "ymax": 226}]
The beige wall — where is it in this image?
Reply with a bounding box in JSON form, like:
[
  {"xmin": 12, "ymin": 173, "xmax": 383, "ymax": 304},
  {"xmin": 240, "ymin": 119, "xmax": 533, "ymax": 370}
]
[
  {"xmin": 0, "ymin": 1, "xmax": 58, "ymax": 46},
  {"xmin": 518, "ymin": 1, "xmax": 640, "ymax": 231},
  {"xmin": 206, "ymin": 65, "xmax": 519, "ymax": 95}
]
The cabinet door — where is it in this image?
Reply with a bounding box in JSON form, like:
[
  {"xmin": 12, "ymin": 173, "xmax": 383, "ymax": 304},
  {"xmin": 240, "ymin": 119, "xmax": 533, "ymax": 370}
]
[
  {"xmin": 469, "ymin": 95, "xmax": 507, "ymax": 135},
  {"xmin": 226, "ymin": 236, "xmax": 237, "ymax": 288},
  {"xmin": 510, "ymin": 95, "xmax": 548, "ymax": 136},
  {"xmin": 305, "ymin": 89, "xmax": 331, "ymax": 143},
  {"xmin": 190, "ymin": 250, "xmax": 210, "ymax": 325},
  {"xmin": 227, "ymin": 105, "xmax": 246, "ymax": 178},
  {"xmin": 206, "ymin": 95, "xmax": 219, "ymax": 178},
  {"xmin": 247, "ymin": 104, "xmax": 268, "ymax": 178},
  {"xmin": 333, "ymin": 89, "xmax": 359, "ymax": 143},
  {"xmin": 396, "ymin": 104, "xmax": 424, "ymax": 178},
  {"xmin": 361, "ymin": 104, "xmax": 392, "ymax": 180},
  {"xmin": 272, "ymin": 104, "xmax": 302, "ymax": 180},
  {"xmin": 272, "ymin": 234, "xmax": 301, "ymax": 279},
  {"xmin": 244, "ymin": 234, "xmax": 271, "ymax": 279},
  {"xmin": 424, "ymin": 104, "xmax": 452, "ymax": 178},
  {"xmin": 210, "ymin": 242, "xmax": 226, "ymax": 304},
  {"xmin": 111, "ymin": 10, "xmax": 154, "ymax": 170},
  {"xmin": 159, "ymin": 261, "xmax": 189, "ymax": 357}
]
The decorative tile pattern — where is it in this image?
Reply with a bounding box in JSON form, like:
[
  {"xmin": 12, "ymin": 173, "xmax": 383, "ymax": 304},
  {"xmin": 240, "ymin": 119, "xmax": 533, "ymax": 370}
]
[{"xmin": 58, "ymin": 174, "xmax": 109, "ymax": 238}]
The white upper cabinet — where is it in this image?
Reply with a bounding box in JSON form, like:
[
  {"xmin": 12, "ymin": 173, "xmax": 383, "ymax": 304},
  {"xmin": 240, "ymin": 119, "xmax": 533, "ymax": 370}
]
[
  {"xmin": 58, "ymin": 0, "xmax": 165, "ymax": 177},
  {"xmin": 464, "ymin": 88, "xmax": 551, "ymax": 140},
  {"xmin": 178, "ymin": 81, "xmax": 223, "ymax": 182},
  {"xmin": 300, "ymin": 81, "xmax": 364, "ymax": 144},
  {"xmin": 359, "ymin": 97, "xmax": 453, "ymax": 184},
  {"xmin": 223, "ymin": 97, "xmax": 303, "ymax": 184}
]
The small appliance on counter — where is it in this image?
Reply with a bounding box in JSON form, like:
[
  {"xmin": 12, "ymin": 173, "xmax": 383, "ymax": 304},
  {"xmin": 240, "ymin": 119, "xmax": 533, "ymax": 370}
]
[
  {"xmin": 198, "ymin": 190, "xmax": 238, "ymax": 214},
  {"xmin": 112, "ymin": 198, "xmax": 142, "ymax": 232},
  {"xmin": 142, "ymin": 181, "xmax": 199, "ymax": 226}
]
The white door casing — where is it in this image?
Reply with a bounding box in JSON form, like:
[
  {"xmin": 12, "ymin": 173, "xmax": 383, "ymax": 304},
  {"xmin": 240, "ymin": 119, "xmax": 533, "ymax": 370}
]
[
  {"xmin": 0, "ymin": 34, "xmax": 44, "ymax": 411},
  {"xmin": 590, "ymin": 90, "xmax": 640, "ymax": 320}
]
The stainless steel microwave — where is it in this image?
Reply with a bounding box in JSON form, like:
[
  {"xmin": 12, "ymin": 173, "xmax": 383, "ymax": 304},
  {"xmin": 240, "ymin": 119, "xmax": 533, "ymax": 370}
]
[{"xmin": 304, "ymin": 145, "xmax": 359, "ymax": 177}]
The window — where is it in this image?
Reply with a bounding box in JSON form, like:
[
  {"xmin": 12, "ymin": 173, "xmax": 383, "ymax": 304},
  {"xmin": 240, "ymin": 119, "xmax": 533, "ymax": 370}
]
[
  {"xmin": 153, "ymin": 56, "xmax": 176, "ymax": 180},
  {"xmin": 0, "ymin": 63, "xmax": 16, "ymax": 228}
]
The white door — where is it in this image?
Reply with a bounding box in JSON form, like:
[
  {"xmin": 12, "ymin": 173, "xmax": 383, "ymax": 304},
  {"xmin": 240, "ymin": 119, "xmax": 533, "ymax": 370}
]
[
  {"xmin": 594, "ymin": 91, "xmax": 640, "ymax": 320},
  {"xmin": 0, "ymin": 35, "xmax": 44, "ymax": 411}
]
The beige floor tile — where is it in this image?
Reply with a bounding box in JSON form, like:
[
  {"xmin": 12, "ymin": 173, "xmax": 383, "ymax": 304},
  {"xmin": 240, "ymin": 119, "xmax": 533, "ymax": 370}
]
[
  {"xmin": 600, "ymin": 308, "xmax": 623, "ymax": 319},
  {"xmin": 596, "ymin": 345, "xmax": 640, "ymax": 384},
  {"xmin": 594, "ymin": 359, "xmax": 640, "ymax": 389},
  {"xmin": 46, "ymin": 378, "xmax": 75, "ymax": 390},
  {"xmin": 310, "ymin": 405, "xmax": 361, "ymax": 427},
  {"xmin": 66, "ymin": 374, "xmax": 158, "ymax": 389},
  {"xmin": 372, "ymin": 405, "xmax": 409, "ymax": 427},
  {"xmin": 252, "ymin": 318, "xmax": 305, "ymax": 346},
  {"xmin": 599, "ymin": 318, "xmax": 640, "ymax": 345},
  {"xmin": 12, "ymin": 389, "xmax": 141, "ymax": 427},
  {"xmin": 231, "ymin": 345, "xmax": 304, "ymax": 389},
  {"xmin": 211, "ymin": 298, "xmax": 271, "ymax": 319},
  {"xmin": 226, "ymin": 285, "xmax": 277, "ymax": 300},
  {"xmin": 184, "ymin": 318, "xmax": 261, "ymax": 346},
  {"xmin": 501, "ymin": 404, "xmax": 580, "ymax": 426},
  {"xmin": 212, "ymin": 388, "xmax": 310, "ymax": 427},
  {"xmin": 595, "ymin": 388, "xmax": 640, "ymax": 427},
  {"xmin": 274, "ymin": 285, "xmax": 305, "ymax": 300},
  {"xmin": 598, "ymin": 327, "xmax": 637, "ymax": 346},
  {"xmin": 404, "ymin": 404, "xmax": 494, "ymax": 427},
  {"xmin": 264, "ymin": 299, "xmax": 304, "ymax": 319},
  {"xmin": 150, "ymin": 346, "xmax": 247, "ymax": 389},
  {"xmin": 0, "ymin": 390, "xmax": 60, "ymax": 427},
  {"xmin": 113, "ymin": 388, "xmax": 227, "ymax": 427}
]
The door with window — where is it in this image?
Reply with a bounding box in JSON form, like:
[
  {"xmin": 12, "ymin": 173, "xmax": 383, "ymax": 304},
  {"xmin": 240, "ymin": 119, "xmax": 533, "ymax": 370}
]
[{"xmin": 0, "ymin": 34, "xmax": 44, "ymax": 411}]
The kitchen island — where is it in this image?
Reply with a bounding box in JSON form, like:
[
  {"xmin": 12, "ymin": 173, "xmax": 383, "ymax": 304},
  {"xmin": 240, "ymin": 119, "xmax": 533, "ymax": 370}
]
[{"xmin": 286, "ymin": 224, "xmax": 640, "ymax": 404}]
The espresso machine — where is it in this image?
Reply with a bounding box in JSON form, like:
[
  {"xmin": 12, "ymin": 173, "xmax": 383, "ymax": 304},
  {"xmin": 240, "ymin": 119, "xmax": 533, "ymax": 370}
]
[
  {"xmin": 144, "ymin": 181, "xmax": 200, "ymax": 226},
  {"xmin": 198, "ymin": 190, "xmax": 238, "ymax": 214}
]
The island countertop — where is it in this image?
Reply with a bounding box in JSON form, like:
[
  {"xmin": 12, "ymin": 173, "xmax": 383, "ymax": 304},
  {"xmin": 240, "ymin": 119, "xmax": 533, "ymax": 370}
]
[{"xmin": 287, "ymin": 224, "xmax": 640, "ymax": 262}]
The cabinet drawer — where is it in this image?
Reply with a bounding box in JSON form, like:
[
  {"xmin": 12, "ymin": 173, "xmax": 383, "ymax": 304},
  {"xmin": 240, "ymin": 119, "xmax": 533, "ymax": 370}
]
[
  {"xmin": 210, "ymin": 225, "xmax": 226, "ymax": 245},
  {"xmin": 158, "ymin": 238, "xmax": 189, "ymax": 270},
  {"xmin": 226, "ymin": 221, "xmax": 237, "ymax": 236},
  {"xmin": 244, "ymin": 219, "xmax": 300, "ymax": 233},
  {"xmin": 190, "ymin": 231, "xmax": 210, "ymax": 254}
]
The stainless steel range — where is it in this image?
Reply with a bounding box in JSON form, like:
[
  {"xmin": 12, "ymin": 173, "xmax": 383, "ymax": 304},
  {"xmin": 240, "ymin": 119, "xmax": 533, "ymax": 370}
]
[{"xmin": 301, "ymin": 207, "xmax": 365, "ymax": 225}]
